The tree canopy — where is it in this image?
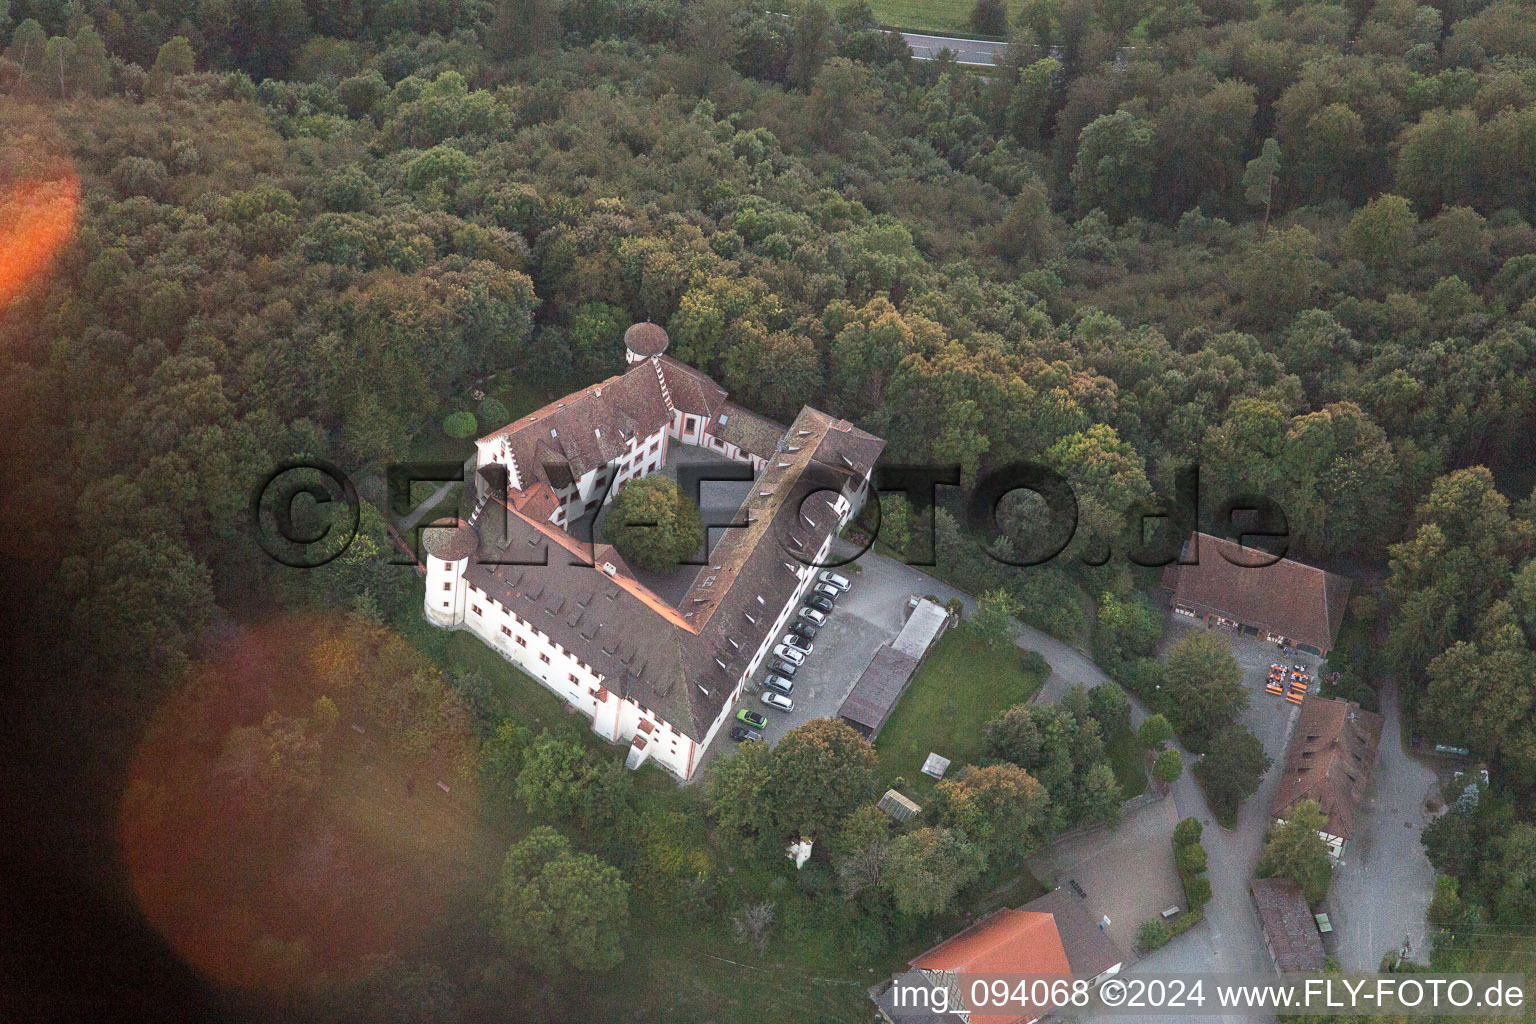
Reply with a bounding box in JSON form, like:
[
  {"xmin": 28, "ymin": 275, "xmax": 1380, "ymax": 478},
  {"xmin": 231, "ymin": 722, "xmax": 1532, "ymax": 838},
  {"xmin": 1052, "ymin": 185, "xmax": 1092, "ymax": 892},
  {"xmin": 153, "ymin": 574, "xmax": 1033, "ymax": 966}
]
[{"xmin": 604, "ymin": 474, "xmax": 706, "ymax": 574}]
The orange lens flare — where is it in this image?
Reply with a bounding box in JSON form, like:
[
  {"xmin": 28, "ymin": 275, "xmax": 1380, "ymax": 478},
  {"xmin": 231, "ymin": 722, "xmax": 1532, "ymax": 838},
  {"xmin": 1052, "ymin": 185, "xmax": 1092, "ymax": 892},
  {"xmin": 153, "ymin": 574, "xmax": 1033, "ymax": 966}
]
[
  {"xmin": 0, "ymin": 174, "xmax": 80, "ymax": 307},
  {"xmin": 119, "ymin": 614, "xmax": 493, "ymax": 998}
]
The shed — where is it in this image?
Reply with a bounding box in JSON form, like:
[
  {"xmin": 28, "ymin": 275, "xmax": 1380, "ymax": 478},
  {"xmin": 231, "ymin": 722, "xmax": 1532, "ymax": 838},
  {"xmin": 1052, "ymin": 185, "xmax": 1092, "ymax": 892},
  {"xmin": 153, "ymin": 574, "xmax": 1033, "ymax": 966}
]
[
  {"xmin": 878, "ymin": 789, "xmax": 921, "ymax": 822},
  {"xmin": 838, "ymin": 597, "xmax": 951, "ymax": 739},
  {"xmin": 1250, "ymin": 877, "xmax": 1325, "ymax": 974}
]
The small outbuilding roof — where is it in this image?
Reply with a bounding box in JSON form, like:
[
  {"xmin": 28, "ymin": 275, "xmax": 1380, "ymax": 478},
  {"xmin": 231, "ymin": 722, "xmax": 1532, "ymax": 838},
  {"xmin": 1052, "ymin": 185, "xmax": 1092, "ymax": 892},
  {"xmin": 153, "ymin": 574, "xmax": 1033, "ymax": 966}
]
[
  {"xmin": 1250, "ymin": 877, "xmax": 1325, "ymax": 973},
  {"xmin": 894, "ymin": 598, "xmax": 950, "ymax": 660},
  {"xmin": 839, "ymin": 646, "xmax": 920, "ymax": 736}
]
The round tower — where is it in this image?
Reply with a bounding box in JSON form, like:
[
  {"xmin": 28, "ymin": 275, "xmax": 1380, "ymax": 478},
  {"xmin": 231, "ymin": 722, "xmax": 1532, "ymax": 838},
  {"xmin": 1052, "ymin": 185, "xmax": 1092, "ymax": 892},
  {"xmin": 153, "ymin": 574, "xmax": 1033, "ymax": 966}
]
[
  {"xmin": 422, "ymin": 519, "xmax": 478, "ymax": 628},
  {"xmin": 623, "ymin": 321, "xmax": 669, "ymax": 364}
]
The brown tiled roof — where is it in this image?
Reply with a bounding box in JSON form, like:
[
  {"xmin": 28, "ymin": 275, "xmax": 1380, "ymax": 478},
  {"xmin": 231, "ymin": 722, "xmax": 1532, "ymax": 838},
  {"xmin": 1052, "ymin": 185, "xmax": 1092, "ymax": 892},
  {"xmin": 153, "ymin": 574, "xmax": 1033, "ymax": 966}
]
[
  {"xmin": 840, "ymin": 646, "xmax": 919, "ymax": 734},
  {"xmin": 709, "ymin": 401, "xmax": 784, "ymax": 458},
  {"xmin": 1250, "ymin": 877, "xmax": 1325, "ymax": 972},
  {"xmin": 464, "ymin": 401, "xmax": 885, "ymax": 741},
  {"xmin": 422, "ymin": 519, "xmax": 478, "ymax": 560},
  {"xmin": 1160, "ymin": 532, "xmax": 1352, "ymax": 653},
  {"xmin": 624, "ymin": 321, "xmax": 669, "ymax": 356},
  {"xmin": 1021, "ymin": 889, "xmax": 1124, "ymax": 981},
  {"xmin": 511, "ymin": 480, "xmax": 560, "ymax": 522},
  {"xmin": 656, "ymin": 354, "xmax": 728, "ymax": 418},
  {"xmin": 1271, "ymin": 696, "xmax": 1383, "ymax": 841},
  {"xmin": 481, "ymin": 362, "xmax": 672, "ymax": 490}
]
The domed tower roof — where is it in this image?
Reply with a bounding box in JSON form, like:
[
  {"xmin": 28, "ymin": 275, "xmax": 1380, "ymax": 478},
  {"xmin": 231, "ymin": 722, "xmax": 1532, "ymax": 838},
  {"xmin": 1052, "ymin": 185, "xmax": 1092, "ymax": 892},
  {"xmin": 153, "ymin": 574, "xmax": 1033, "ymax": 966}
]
[
  {"xmin": 624, "ymin": 321, "xmax": 669, "ymax": 362},
  {"xmin": 421, "ymin": 519, "xmax": 479, "ymax": 561}
]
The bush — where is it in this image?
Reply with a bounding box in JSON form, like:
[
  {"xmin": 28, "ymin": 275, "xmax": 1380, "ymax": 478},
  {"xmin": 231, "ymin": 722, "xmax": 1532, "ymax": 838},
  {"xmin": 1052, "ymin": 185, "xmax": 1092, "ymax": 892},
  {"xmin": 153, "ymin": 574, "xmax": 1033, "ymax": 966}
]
[
  {"xmin": 478, "ymin": 395, "xmax": 509, "ymax": 425},
  {"xmin": 444, "ymin": 410, "xmax": 478, "ymax": 438},
  {"xmin": 1020, "ymin": 649, "xmax": 1050, "ymax": 676},
  {"xmin": 1175, "ymin": 840, "xmax": 1207, "ymax": 877},
  {"xmin": 1137, "ymin": 918, "xmax": 1172, "ymax": 952},
  {"xmin": 1183, "ymin": 874, "xmax": 1212, "ymax": 909},
  {"xmin": 1173, "ymin": 817, "xmax": 1203, "ymax": 847}
]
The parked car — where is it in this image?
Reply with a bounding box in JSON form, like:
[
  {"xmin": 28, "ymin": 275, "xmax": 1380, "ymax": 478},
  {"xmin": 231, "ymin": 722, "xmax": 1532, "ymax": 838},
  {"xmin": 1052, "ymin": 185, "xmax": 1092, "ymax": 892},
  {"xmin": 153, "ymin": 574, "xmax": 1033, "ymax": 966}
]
[
  {"xmin": 763, "ymin": 674, "xmax": 794, "ymax": 695},
  {"xmin": 736, "ymin": 709, "xmax": 768, "ymax": 729},
  {"xmin": 812, "ymin": 582, "xmax": 840, "ymax": 602},
  {"xmin": 788, "ymin": 620, "xmax": 819, "ymax": 640},
  {"xmin": 771, "ymin": 659, "xmax": 798, "ymax": 678},
  {"xmin": 729, "ymin": 725, "xmax": 762, "ymax": 742},
  {"xmin": 772, "ymin": 644, "xmax": 806, "ymax": 666},
  {"xmin": 783, "ymin": 633, "xmax": 813, "ymax": 654},
  {"xmin": 797, "ymin": 607, "xmax": 827, "ymax": 627},
  {"xmin": 760, "ymin": 690, "xmax": 793, "ymax": 712},
  {"xmin": 819, "ymin": 570, "xmax": 851, "ymax": 591},
  {"xmin": 806, "ymin": 593, "xmax": 834, "ymax": 614}
]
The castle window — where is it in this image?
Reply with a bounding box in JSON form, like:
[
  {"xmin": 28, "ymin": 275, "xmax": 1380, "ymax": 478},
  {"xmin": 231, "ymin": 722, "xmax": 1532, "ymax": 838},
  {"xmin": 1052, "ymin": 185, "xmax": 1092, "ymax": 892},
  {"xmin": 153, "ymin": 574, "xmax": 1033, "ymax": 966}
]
[
  {"xmin": 443, "ymin": 582, "xmax": 452, "ymax": 591},
  {"xmin": 568, "ymin": 673, "xmax": 579, "ymax": 684},
  {"xmin": 471, "ymin": 605, "xmax": 481, "ymax": 615},
  {"xmin": 516, "ymin": 637, "xmax": 526, "ymax": 647},
  {"xmin": 501, "ymin": 625, "xmax": 512, "ymax": 636},
  {"xmin": 539, "ymin": 653, "xmax": 550, "ymax": 664}
]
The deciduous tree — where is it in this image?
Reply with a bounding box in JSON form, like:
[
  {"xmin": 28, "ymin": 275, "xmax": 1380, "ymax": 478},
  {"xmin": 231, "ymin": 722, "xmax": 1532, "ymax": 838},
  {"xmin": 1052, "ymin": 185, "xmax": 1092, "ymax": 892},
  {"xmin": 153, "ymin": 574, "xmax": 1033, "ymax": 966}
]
[{"xmin": 490, "ymin": 827, "xmax": 629, "ymax": 974}]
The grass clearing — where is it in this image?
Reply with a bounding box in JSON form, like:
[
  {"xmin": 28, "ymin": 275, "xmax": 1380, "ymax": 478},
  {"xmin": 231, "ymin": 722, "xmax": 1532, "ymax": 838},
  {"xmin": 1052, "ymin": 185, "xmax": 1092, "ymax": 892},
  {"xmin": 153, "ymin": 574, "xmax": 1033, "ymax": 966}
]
[
  {"xmin": 875, "ymin": 628, "xmax": 1045, "ymax": 799},
  {"xmin": 871, "ymin": 0, "xmax": 1021, "ymax": 35},
  {"xmin": 404, "ymin": 370, "xmax": 552, "ymax": 468},
  {"xmin": 1105, "ymin": 722, "xmax": 1148, "ymax": 798}
]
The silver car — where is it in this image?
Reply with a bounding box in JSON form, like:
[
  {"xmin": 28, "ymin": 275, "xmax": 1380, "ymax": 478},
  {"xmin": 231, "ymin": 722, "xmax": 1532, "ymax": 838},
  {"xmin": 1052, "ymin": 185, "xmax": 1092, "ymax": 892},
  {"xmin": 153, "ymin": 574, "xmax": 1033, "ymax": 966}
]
[
  {"xmin": 760, "ymin": 690, "xmax": 793, "ymax": 712},
  {"xmin": 764, "ymin": 674, "xmax": 794, "ymax": 695},
  {"xmin": 797, "ymin": 607, "xmax": 826, "ymax": 627},
  {"xmin": 772, "ymin": 644, "xmax": 805, "ymax": 666},
  {"xmin": 819, "ymin": 570, "xmax": 851, "ymax": 591}
]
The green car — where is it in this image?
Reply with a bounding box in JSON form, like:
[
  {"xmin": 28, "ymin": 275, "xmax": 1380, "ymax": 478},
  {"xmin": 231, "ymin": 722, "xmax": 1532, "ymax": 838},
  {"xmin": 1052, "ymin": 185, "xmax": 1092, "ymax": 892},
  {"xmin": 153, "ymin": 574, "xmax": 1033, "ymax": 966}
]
[{"xmin": 736, "ymin": 709, "xmax": 768, "ymax": 729}]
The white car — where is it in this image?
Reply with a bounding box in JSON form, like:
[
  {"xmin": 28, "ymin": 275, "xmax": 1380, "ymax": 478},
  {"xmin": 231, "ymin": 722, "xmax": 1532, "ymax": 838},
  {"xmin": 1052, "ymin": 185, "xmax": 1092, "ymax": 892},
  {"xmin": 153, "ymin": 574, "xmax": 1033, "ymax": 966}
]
[
  {"xmin": 797, "ymin": 607, "xmax": 826, "ymax": 627},
  {"xmin": 773, "ymin": 644, "xmax": 806, "ymax": 666},
  {"xmin": 819, "ymin": 570, "xmax": 851, "ymax": 591},
  {"xmin": 760, "ymin": 690, "xmax": 793, "ymax": 712},
  {"xmin": 783, "ymin": 633, "xmax": 813, "ymax": 654}
]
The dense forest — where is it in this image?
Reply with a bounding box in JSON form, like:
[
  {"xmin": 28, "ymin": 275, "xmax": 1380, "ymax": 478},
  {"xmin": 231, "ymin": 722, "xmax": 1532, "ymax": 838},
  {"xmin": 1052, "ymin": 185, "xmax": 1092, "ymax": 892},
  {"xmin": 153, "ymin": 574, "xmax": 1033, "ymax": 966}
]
[{"xmin": 3, "ymin": 0, "xmax": 1536, "ymax": 1017}]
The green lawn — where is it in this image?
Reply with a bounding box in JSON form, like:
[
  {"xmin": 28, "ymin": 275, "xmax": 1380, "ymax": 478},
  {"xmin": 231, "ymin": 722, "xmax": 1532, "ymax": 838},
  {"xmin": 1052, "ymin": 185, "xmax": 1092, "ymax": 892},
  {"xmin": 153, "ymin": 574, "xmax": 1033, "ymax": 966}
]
[
  {"xmin": 404, "ymin": 370, "xmax": 552, "ymax": 468},
  {"xmin": 1105, "ymin": 721, "xmax": 1148, "ymax": 798},
  {"xmin": 870, "ymin": 0, "xmax": 1018, "ymax": 34},
  {"xmin": 875, "ymin": 628, "xmax": 1046, "ymax": 799}
]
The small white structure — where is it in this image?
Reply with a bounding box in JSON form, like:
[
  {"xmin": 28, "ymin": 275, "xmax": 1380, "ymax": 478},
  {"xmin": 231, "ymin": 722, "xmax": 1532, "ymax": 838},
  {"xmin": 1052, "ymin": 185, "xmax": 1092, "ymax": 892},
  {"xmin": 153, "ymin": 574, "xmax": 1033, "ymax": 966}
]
[
  {"xmin": 786, "ymin": 837, "xmax": 813, "ymax": 869},
  {"xmin": 921, "ymin": 752, "xmax": 951, "ymax": 779}
]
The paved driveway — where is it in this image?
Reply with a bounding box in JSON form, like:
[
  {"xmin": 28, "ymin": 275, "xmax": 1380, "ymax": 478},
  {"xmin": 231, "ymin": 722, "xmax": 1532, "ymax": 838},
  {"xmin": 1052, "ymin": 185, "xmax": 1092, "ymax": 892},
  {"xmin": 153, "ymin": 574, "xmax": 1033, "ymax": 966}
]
[
  {"xmin": 1029, "ymin": 795, "xmax": 1185, "ymax": 953},
  {"xmin": 1324, "ymin": 674, "xmax": 1438, "ymax": 970}
]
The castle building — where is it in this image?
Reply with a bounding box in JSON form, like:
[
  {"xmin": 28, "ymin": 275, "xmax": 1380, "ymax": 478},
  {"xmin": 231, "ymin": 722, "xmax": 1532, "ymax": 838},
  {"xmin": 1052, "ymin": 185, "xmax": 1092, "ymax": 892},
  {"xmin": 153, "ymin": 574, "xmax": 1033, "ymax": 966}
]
[{"xmin": 423, "ymin": 324, "xmax": 884, "ymax": 781}]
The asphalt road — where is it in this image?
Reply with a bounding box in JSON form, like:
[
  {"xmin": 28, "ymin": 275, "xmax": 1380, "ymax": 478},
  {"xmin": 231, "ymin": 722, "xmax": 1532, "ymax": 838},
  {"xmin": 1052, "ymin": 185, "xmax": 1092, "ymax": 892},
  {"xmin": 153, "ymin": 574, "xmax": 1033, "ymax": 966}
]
[
  {"xmin": 1324, "ymin": 673, "xmax": 1439, "ymax": 970},
  {"xmin": 901, "ymin": 31, "xmax": 1008, "ymax": 66}
]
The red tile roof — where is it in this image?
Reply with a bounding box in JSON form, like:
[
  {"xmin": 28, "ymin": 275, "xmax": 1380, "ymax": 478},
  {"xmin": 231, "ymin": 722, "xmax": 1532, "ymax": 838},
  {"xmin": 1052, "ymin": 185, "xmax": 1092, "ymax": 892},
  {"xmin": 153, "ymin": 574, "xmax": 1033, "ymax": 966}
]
[
  {"xmin": 1161, "ymin": 532, "xmax": 1351, "ymax": 653},
  {"xmin": 911, "ymin": 909, "xmax": 1070, "ymax": 1024},
  {"xmin": 1271, "ymin": 696, "xmax": 1384, "ymax": 841}
]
